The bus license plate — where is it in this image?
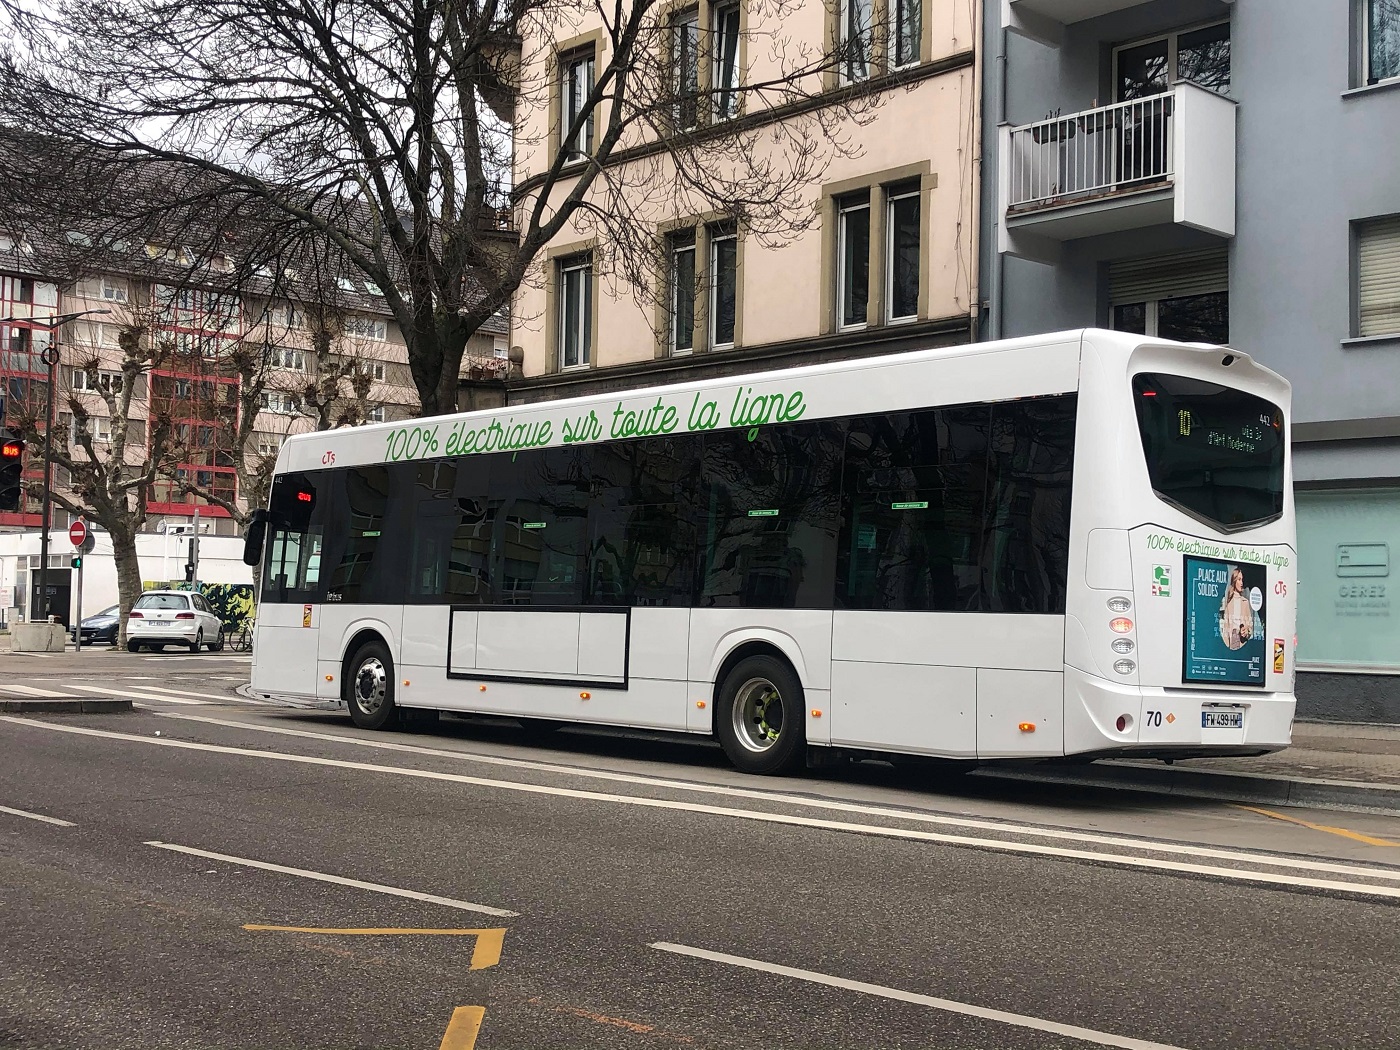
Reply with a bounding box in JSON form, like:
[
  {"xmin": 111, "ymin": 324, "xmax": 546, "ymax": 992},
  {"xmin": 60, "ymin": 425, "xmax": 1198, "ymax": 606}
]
[{"xmin": 1201, "ymin": 710, "xmax": 1244, "ymax": 729}]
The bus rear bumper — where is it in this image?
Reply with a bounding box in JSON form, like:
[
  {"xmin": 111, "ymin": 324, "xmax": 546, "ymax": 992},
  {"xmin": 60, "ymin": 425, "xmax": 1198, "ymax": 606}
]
[{"xmin": 1064, "ymin": 665, "xmax": 1295, "ymax": 757}]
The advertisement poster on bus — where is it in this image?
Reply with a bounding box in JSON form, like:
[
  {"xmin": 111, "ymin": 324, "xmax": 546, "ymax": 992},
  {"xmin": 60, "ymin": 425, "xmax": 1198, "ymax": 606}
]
[{"xmin": 1183, "ymin": 556, "xmax": 1268, "ymax": 685}]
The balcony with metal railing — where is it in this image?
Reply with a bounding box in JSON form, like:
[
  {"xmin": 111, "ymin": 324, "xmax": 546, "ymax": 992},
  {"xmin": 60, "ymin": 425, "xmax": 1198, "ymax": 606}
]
[{"xmin": 998, "ymin": 82, "xmax": 1236, "ymax": 259}]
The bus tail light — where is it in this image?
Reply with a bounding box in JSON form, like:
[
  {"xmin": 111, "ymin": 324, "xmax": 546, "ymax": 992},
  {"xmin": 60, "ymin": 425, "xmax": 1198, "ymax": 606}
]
[
  {"xmin": 1109, "ymin": 617, "xmax": 1134, "ymax": 634},
  {"xmin": 1115, "ymin": 715, "xmax": 1132, "ymax": 733},
  {"xmin": 1113, "ymin": 659, "xmax": 1136, "ymax": 675}
]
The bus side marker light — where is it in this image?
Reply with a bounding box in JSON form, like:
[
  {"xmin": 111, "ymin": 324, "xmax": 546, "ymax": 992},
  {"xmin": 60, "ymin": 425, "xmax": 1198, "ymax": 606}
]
[
  {"xmin": 479, "ymin": 685, "xmax": 487, "ymax": 692},
  {"xmin": 696, "ymin": 700, "xmax": 706, "ymax": 709},
  {"xmin": 811, "ymin": 709, "xmax": 822, "ymax": 718},
  {"xmin": 325, "ymin": 675, "xmax": 333, "ymax": 682},
  {"xmin": 403, "ymin": 680, "xmax": 410, "ymax": 686},
  {"xmin": 580, "ymin": 692, "xmax": 591, "ymax": 700},
  {"xmin": 1018, "ymin": 722, "xmax": 1035, "ymax": 732}
]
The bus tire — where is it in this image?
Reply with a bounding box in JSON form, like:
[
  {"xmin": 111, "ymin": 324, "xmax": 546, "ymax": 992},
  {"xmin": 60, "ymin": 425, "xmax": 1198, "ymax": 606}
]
[
  {"xmin": 345, "ymin": 639, "xmax": 398, "ymax": 731},
  {"xmin": 715, "ymin": 655, "xmax": 806, "ymax": 775}
]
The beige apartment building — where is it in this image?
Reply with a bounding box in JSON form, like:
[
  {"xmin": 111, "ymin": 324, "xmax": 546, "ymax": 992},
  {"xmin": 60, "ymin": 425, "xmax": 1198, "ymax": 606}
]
[{"xmin": 509, "ymin": 0, "xmax": 982, "ymax": 400}]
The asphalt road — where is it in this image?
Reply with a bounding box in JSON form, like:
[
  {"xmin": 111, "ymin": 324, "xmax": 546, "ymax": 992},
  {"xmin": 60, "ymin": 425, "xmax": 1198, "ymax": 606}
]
[{"xmin": 2, "ymin": 657, "xmax": 1400, "ymax": 1049}]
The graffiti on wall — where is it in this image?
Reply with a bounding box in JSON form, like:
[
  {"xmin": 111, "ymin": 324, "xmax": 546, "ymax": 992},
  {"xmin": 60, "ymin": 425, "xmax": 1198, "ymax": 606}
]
[{"xmin": 142, "ymin": 581, "xmax": 255, "ymax": 629}]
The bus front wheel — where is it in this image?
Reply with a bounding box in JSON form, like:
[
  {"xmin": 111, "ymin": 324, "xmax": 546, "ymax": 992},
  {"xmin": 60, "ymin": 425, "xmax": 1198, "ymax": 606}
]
[
  {"xmin": 715, "ymin": 655, "xmax": 806, "ymax": 776},
  {"xmin": 345, "ymin": 640, "xmax": 398, "ymax": 731}
]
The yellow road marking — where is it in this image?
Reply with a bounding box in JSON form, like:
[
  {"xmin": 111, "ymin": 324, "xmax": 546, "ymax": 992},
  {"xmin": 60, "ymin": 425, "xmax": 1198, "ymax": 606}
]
[
  {"xmin": 439, "ymin": 1006, "xmax": 485, "ymax": 1050},
  {"xmin": 1235, "ymin": 805, "xmax": 1400, "ymax": 847},
  {"xmin": 241, "ymin": 926, "xmax": 506, "ymax": 969}
]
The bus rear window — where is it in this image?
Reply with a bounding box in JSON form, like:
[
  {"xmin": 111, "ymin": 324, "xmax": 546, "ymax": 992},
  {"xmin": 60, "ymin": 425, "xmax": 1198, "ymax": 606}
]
[{"xmin": 1132, "ymin": 372, "xmax": 1284, "ymax": 532}]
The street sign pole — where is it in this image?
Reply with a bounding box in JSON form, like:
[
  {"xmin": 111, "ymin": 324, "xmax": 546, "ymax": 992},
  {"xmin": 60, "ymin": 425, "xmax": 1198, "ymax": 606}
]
[
  {"xmin": 69, "ymin": 519, "xmax": 88, "ymax": 653},
  {"xmin": 73, "ymin": 557, "xmax": 83, "ymax": 654}
]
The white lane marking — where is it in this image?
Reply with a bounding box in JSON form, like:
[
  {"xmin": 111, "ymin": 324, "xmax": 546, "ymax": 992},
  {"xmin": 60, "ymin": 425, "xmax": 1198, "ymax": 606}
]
[
  {"xmin": 650, "ymin": 943, "xmax": 1188, "ymax": 1050},
  {"xmin": 144, "ymin": 841, "xmax": 517, "ymax": 917},
  {"xmin": 3, "ymin": 684, "xmax": 79, "ymax": 698},
  {"xmin": 63, "ymin": 683, "xmax": 210, "ymax": 706},
  {"xmin": 142, "ymin": 654, "xmax": 251, "ymax": 663},
  {"xmin": 160, "ymin": 712, "xmax": 1400, "ymax": 885},
  {"xmin": 123, "ymin": 685, "xmax": 245, "ymax": 704},
  {"xmin": 4, "ymin": 651, "xmax": 53, "ymax": 659},
  {"xmin": 0, "ymin": 804, "xmax": 76, "ymax": 827},
  {"xmin": 7, "ymin": 716, "xmax": 1400, "ymax": 899}
]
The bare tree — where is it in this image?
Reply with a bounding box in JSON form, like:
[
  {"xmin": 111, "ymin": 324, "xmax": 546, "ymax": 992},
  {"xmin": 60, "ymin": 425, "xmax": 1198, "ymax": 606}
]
[
  {"xmin": 0, "ymin": 0, "xmax": 884, "ymax": 416},
  {"xmin": 13, "ymin": 300, "xmax": 180, "ymax": 647}
]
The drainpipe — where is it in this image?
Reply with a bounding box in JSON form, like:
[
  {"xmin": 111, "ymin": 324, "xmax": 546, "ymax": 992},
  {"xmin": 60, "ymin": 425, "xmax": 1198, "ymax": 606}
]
[{"xmin": 986, "ymin": 23, "xmax": 1008, "ymax": 342}]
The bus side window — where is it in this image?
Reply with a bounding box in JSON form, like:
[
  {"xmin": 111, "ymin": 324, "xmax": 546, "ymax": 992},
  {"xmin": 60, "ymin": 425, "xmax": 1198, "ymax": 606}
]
[
  {"xmin": 698, "ymin": 423, "xmax": 842, "ymax": 610},
  {"xmin": 837, "ymin": 408, "xmax": 989, "ymax": 612}
]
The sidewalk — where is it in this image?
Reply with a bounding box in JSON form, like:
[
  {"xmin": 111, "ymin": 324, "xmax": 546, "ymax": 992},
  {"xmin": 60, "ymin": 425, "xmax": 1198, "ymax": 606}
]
[{"xmin": 984, "ymin": 721, "xmax": 1400, "ymax": 813}]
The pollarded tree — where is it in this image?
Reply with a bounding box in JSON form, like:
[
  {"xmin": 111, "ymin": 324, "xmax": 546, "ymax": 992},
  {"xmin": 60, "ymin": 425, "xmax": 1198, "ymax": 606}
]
[
  {"xmin": 14, "ymin": 309, "xmax": 180, "ymax": 647},
  {"xmin": 0, "ymin": 0, "xmax": 886, "ymax": 417}
]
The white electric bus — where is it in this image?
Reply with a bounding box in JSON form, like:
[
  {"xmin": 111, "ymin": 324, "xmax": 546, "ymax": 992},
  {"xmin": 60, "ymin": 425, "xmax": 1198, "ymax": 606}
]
[{"xmin": 244, "ymin": 329, "xmax": 1295, "ymax": 775}]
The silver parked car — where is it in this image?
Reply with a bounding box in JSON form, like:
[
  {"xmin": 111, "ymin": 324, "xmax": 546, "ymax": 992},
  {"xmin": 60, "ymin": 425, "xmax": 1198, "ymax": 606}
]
[{"xmin": 126, "ymin": 590, "xmax": 226, "ymax": 653}]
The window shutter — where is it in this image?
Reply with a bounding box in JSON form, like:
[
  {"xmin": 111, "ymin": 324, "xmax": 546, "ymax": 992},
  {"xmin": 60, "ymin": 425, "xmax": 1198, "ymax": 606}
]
[
  {"xmin": 1359, "ymin": 215, "xmax": 1400, "ymax": 338},
  {"xmin": 1108, "ymin": 248, "xmax": 1229, "ymax": 304}
]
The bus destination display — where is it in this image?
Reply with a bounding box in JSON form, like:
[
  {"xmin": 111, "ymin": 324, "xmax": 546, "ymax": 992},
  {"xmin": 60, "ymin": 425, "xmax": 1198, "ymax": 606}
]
[{"xmin": 1183, "ymin": 555, "xmax": 1268, "ymax": 686}]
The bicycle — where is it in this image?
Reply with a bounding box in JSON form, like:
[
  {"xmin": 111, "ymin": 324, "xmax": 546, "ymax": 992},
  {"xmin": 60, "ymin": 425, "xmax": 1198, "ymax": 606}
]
[{"xmin": 231, "ymin": 618, "xmax": 256, "ymax": 653}]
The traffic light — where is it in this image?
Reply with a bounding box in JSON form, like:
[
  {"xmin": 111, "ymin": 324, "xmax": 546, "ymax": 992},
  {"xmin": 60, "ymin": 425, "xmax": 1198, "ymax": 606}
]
[
  {"xmin": 184, "ymin": 562, "xmax": 195, "ymax": 582},
  {"xmin": 71, "ymin": 556, "xmax": 82, "ymax": 569},
  {"xmin": 0, "ymin": 427, "xmax": 24, "ymax": 513}
]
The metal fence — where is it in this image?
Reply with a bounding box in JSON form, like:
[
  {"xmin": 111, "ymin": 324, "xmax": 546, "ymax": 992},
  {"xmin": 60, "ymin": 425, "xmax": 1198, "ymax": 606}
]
[{"xmin": 1007, "ymin": 93, "xmax": 1175, "ymax": 211}]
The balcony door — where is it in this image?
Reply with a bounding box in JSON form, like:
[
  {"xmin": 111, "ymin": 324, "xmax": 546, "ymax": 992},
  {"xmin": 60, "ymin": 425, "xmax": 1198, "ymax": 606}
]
[
  {"xmin": 1113, "ymin": 22, "xmax": 1230, "ymax": 187},
  {"xmin": 1108, "ymin": 248, "xmax": 1229, "ymax": 347}
]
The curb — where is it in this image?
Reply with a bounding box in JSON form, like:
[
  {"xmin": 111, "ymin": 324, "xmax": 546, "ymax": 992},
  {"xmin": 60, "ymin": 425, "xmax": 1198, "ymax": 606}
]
[
  {"xmin": 0, "ymin": 697, "xmax": 133, "ymax": 714},
  {"xmin": 976, "ymin": 761, "xmax": 1400, "ymax": 815}
]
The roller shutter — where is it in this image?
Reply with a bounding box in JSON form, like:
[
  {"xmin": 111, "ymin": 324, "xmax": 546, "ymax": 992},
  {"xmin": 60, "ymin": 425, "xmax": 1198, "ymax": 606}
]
[
  {"xmin": 1359, "ymin": 216, "xmax": 1400, "ymax": 338},
  {"xmin": 1108, "ymin": 248, "xmax": 1229, "ymax": 304}
]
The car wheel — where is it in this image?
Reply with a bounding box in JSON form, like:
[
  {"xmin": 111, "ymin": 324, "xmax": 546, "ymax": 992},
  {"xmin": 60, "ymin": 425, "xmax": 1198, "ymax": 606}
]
[
  {"xmin": 126, "ymin": 640, "xmax": 141, "ymax": 653},
  {"xmin": 714, "ymin": 654, "xmax": 807, "ymax": 776},
  {"xmin": 189, "ymin": 630, "xmax": 202, "ymax": 654},
  {"xmin": 345, "ymin": 639, "xmax": 398, "ymax": 731},
  {"xmin": 210, "ymin": 627, "xmax": 225, "ymax": 652}
]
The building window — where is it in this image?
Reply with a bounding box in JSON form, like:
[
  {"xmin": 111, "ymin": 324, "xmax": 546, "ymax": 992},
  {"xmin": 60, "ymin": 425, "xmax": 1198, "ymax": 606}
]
[
  {"xmin": 1115, "ymin": 21, "xmax": 1230, "ymax": 101},
  {"xmin": 71, "ymin": 368, "xmax": 125, "ymax": 393},
  {"xmin": 563, "ymin": 51, "xmax": 596, "ymax": 159},
  {"xmin": 893, "ymin": 0, "xmax": 922, "ymax": 68},
  {"xmin": 886, "ymin": 186, "xmax": 920, "ymax": 322},
  {"xmin": 1366, "ymin": 0, "xmax": 1400, "ymax": 85},
  {"xmin": 840, "ymin": 0, "xmax": 874, "ymax": 82},
  {"xmin": 670, "ymin": 231, "xmax": 697, "ymax": 354},
  {"xmin": 1358, "ymin": 215, "xmax": 1400, "ymax": 337},
  {"xmin": 1108, "ymin": 249, "xmax": 1229, "ymax": 344},
  {"xmin": 75, "ymin": 276, "xmax": 129, "ymax": 303},
  {"xmin": 837, "ymin": 193, "xmax": 870, "ymax": 328},
  {"xmin": 713, "ymin": 2, "xmax": 741, "ymax": 119},
  {"xmin": 710, "ymin": 227, "xmax": 737, "ymax": 348},
  {"xmin": 260, "ymin": 391, "xmax": 301, "ymax": 415},
  {"xmin": 366, "ymin": 405, "xmax": 387, "ymax": 423},
  {"xmin": 344, "ymin": 316, "xmax": 388, "ymax": 341},
  {"xmin": 559, "ymin": 255, "xmax": 593, "ymax": 369},
  {"xmin": 269, "ymin": 346, "xmax": 306, "ymax": 371},
  {"xmin": 256, "ymin": 436, "xmax": 283, "ymax": 457},
  {"xmin": 672, "ymin": 8, "xmax": 700, "ymax": 131}
]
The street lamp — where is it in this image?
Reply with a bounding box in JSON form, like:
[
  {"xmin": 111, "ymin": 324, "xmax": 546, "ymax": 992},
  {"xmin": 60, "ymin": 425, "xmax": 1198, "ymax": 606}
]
[{"xmin": 0, "ymin": 307, "xmax": 112, "ymax": 622}]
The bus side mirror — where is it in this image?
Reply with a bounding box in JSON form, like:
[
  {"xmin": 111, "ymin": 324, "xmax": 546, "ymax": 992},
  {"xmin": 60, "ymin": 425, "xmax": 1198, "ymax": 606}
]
[{"xmin": 243, "ymin": 509, "xmax": 270, "ymax": 567}]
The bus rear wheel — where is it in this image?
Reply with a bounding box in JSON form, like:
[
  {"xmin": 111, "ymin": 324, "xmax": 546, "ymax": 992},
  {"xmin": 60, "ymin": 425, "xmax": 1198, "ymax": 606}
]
[
  {"xmin": 715, "ymin": 655, "xmax": 806, "ymax": 775},
  {"xmin": 345, "ymin": 639, "xmax": 398, "ymax": 731}
]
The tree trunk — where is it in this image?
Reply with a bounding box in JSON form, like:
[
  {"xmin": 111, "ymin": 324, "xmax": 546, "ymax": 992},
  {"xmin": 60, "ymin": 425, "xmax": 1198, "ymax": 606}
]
[{"xmin": 111, "ymin": 529, "xmax": 144, "ymax": 650}]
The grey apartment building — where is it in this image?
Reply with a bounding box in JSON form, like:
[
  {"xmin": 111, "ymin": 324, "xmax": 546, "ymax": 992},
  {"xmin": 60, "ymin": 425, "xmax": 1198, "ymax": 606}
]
[{"xmin": 980, "ymin": 0, "xmax": 1400, "ymax": 718}]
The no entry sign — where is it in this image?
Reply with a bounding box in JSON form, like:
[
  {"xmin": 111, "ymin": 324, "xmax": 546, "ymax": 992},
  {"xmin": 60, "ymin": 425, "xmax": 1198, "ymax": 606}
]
[{"xmin": 69, "ymin": 520, "xmax": 88, "ymax": 548}]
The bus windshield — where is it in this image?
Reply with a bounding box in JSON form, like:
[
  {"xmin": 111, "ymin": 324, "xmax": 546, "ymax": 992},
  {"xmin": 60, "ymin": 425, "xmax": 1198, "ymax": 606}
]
[{"xmin": 1132, "ymin": 372, "xmax": 1285, "ymax": 532}]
